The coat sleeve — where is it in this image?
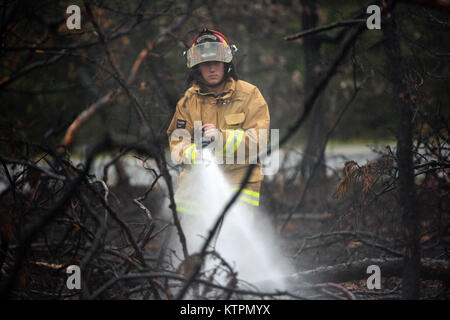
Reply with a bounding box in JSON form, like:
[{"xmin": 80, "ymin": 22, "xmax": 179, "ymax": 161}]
[
  {"xmin": 166, "ymin": 94, "xmax": 199, "ymax": 164},
  {"xmin": 221, "ymin": 86, "xmax": 270, "ymax": 163}
]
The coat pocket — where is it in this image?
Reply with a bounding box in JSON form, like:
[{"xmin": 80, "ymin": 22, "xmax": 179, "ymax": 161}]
[{"xmin": 224, "ymin": 113, "xmax": 245, "ymax": 128}]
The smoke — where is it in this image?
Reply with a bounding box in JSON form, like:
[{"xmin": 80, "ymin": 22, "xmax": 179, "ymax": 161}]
[{"xmin": 167, "ymin": 149, "xmax": 293, "ymax": 293}]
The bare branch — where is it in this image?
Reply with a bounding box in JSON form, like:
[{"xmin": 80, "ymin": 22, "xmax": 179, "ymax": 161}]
[{"xmin": 283, "ymin": 19, "xmax": 366, "ymax": 41}]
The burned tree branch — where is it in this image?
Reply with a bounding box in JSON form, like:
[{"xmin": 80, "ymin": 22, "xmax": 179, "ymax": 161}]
[
  {"xmin": 281, "ymin": 86, "xmax": 360, "ymax": 232},
  {"xmin": 0, "ymin": 53, "xmax": 65, "ymax": 90},
  {"xmin": 284, "ymin": 19, "xmax": 366, "ymax": 41},
  {"xmin": 0, "ymin": 155, "xmax": 67, "ymax": 181},
  {"xmin": 61, "ymin": 47, "xmax": 148, "ymax": 149},
  {"xmin": 0, "ymin": 139, "xmax": 105, "ymax": 299},
  {"xmin": 85, "ymin": 182, "xmax": 149, "ymax": 269}
]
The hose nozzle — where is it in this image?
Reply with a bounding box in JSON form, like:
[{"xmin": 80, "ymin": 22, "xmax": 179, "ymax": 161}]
[{"xmin": 201, "ymin": 137, "xmax": 212, "ymax": 148}]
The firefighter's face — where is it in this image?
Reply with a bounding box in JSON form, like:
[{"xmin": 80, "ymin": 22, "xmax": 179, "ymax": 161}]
[{"xmin": 199, "ymin": 61, "xmax": 225, "ymax": 87}]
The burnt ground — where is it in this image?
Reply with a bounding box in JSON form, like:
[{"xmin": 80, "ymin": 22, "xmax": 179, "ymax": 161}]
[
  {"xmin": 2, "ymin": 169, "xmax": 447, "ymax": 300},
  {"xmin": 100, "ymin": 174, "xmax": 449, "ymax": 300}
]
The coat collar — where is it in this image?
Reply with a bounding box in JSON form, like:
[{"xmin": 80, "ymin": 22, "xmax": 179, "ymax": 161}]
[{"xmin": 190, "ymin": 78, "xmax": 236, "ymax": 100}]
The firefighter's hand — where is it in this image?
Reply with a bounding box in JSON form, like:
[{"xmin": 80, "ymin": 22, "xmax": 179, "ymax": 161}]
[{"xmin": 202, "ymin": 123, "xmax": 217, "ymax": 141}]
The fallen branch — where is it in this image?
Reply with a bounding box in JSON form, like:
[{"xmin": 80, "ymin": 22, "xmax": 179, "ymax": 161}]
[
  {"xmin": 308, "ymin": 282, "xmax": 357, "ymax": 300},
  {"xmin": 292, "ymin": 231, "xmax": 403, "ymax": 258},
  {"xmin": 88, "ymin": 271, "xmax": 306, "ymax": 300},
  {"xmin": 291, "ymin": 258, "xmax": 450, "ymax": 284}
]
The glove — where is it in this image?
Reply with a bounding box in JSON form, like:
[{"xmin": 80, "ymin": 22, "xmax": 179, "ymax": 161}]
[{"xmin": 201, "ymin": 137, "xmax": 212, "ymax": 148}]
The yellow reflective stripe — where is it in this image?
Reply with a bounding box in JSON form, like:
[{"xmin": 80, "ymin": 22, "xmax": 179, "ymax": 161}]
[
  {"xmin": 184, "ymin": 144, "xmax": 197, "ymax": 164},
  {"xmin": 224, "ymin": 130, "xmax": 235, "ymax": 153},
  {"xmin": 239, "ymin": 196, "xmax": 259, "ymax": 206},
  {"xmin": 215, "ymin": 149, "xmax": 223, "ymax": 157},
  {"xmin": 184, "ymin": 144, "xmax": 195, "ymax": 159},
  {"xmin": 232, "ymin": 187, "xmax": 260, "ymax": 199},
  {"xmin": 176, "ymin": 206, "xmax": 196, "ymax": 214},
  {"xmin": 224, "ymin": 130, "xmax": 244, "ymax": 154},
  {"xmin": 241, "ymin": 188, "xmax": 259, "ymax": 198},
  {"xmin": 191, "ymin": 148, "xmax": 197, "ymax": 164},
  {"xmin": 233, "ymin": 130, "xmax": 244, "ymax": 153},
  {"xmin": 175, "ymin": 198, "xmax": 197, "ymax": 206},
  {"xmin": 175, "ymin": 198, "xmax": 198, "ymax": 214},
  {"xmin": 231, "ymin": 187, "xmax": 260, "ymax": 206}
]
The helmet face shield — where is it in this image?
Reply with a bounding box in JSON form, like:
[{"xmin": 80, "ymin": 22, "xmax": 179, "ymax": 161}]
[{"xmin": 186, "ymin": 42, "xmax": 233, "ymax": 68}]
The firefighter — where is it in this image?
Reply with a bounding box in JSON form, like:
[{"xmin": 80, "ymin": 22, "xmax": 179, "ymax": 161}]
[{"xmin": 167, "ymin": 28, "xmax": 270, "ymax": 213}]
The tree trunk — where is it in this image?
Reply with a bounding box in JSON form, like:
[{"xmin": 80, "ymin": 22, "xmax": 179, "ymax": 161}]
[
  {"xmin": 300, "ymin": 0, "xmax": 327, "ymax": 185},
  {"xmin": 383, "ymin": 4, "xmax": 421, "ymax": 299}
]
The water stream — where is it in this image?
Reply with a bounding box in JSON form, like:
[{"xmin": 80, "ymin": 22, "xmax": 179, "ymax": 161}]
[{"xmin": 169, "ymin": 149, "xmax": 293, "ymax": 292}]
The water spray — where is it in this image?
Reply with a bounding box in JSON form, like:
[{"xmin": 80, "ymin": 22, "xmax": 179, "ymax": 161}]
[{"xmin": 169, "ymin": 142, "xmax": 293, "ymax": 295}]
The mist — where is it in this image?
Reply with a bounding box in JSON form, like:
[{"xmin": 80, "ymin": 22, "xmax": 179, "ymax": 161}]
[{"xmin": 168, "ymin": 149, "xmax": 293, "ymax": 293}]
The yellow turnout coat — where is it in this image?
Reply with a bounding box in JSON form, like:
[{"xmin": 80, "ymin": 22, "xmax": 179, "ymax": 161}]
[{"xmin": 167, "ymin": 78, "xmax": 270, "ymax": 208}]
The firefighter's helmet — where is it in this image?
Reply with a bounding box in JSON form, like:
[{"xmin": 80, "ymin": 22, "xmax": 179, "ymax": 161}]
[{"xmin": 186, "ymin": 29, "xmax": 237, "ymax": 68}]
